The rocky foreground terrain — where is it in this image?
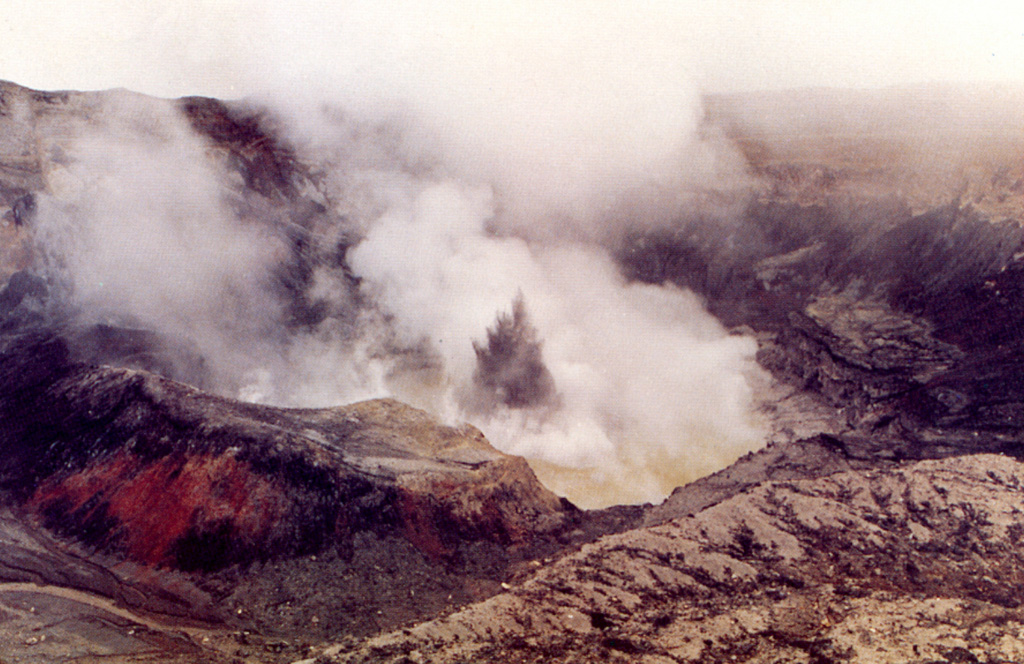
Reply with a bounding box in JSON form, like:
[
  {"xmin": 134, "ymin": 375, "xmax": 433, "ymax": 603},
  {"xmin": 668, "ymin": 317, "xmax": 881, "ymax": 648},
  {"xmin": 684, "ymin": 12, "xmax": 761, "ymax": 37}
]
[
  {"xmin": 329, "ymin": 453, "xmax": 1024, "ymax": 663},
  {"xmin": 0, "ymin": 81, "xmax": 1023, "ymax": 663}
]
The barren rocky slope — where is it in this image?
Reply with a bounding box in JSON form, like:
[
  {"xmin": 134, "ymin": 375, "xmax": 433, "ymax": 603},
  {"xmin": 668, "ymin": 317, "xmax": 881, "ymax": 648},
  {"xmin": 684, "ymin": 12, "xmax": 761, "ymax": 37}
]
[
  {"xmin": 0, "ymin": 329, "xmax": 642, "ymax": 662},
  {"xmin": 1, "ymin": 82, "xmax": 1024, "ymax": 663},
  {"xmin": 326, "ymin": 454, "xmax": 1024, "ymax": 664}
]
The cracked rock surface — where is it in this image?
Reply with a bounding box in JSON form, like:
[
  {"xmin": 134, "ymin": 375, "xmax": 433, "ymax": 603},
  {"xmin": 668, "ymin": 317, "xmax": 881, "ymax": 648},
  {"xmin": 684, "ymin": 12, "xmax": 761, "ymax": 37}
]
[
  {"xmin": 0, "ymin": 81, "xmax": 1023, "ymax": 663},
  {"xmin": 323, "ymin": 454, "xmax": 1024, "ymax": 664}
]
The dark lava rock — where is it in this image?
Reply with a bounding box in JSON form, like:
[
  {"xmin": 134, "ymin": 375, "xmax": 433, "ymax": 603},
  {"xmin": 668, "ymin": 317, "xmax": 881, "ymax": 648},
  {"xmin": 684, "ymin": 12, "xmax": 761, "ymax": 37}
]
[
  {"xmin": 0, "ymin": 328, "xmax": 571, "ymax": 558},
  {"xmin": 0, "ymin": 329, "xmax": 604, "ymax": 656},
  {"xmin": 3, "ymin": 80, "xmax": 1024, "ymax": 663}
]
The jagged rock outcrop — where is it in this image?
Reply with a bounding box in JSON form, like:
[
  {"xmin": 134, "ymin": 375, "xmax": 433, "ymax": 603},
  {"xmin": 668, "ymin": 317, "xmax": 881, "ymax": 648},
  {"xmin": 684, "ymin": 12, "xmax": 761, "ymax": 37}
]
[
  {"xmin": 0, "ymin": 331, "xmax": 639, "ymax": 662},
  {"xmin": 0, "ymin": 332, "xmax": 566, "ymax": 567},
  {"xmin": 2, "ymin": 80, "xmax": 1024, "ymax": 664},
  {"xmin": 620, "ymin": 87, "xmax": 1024, "ymax": 472},
  {"xmin": 644, "ymin": 434, "xmax": 880, "ymax": 526},
  {"xmin": 321, "ymin": 454, "xmax": 1024, "ymax": 664}
]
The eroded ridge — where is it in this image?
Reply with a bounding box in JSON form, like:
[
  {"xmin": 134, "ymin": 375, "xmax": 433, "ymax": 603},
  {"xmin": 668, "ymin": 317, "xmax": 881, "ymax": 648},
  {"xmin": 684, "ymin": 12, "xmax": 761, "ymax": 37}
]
[{"xmin": 323, "ymin": 454, "xmax": 1024, "ymax": 664}]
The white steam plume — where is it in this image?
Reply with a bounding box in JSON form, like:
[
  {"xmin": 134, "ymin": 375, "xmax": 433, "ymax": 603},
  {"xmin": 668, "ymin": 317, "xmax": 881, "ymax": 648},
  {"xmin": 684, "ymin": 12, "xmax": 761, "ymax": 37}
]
[
  {"xmin": 251, "ymin": 3, "xmax": 766, "ymax": 506},
  {"xmin": 26, "ymin": 5, "xmax": 768, "ymax": 508},
  {"xmin": 346, "ymin": 179, "xmax": 763, "ymax": 505},
  {"xmin": 254, "ymin": 2, "xmax": 747, "ymax": 237},
  {"xmin": 32, "ymin": 92, "xmax": 282, "ymax": 390},
  {"xmin": 30, "ymin": 92, "xmax": 388, "ymax": 404}
]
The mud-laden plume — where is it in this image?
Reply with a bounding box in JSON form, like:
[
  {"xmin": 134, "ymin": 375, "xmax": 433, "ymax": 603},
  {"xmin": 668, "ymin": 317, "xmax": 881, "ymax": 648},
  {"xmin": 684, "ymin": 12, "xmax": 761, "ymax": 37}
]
[{"xmin": 470, "ymin": 294, "xmax": 558, "ymax": 413}]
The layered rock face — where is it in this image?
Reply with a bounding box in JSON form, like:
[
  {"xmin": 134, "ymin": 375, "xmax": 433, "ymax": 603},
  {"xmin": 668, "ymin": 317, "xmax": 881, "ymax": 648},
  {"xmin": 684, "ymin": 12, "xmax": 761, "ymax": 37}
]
[
  {"xmin": 1, "ymin": 80, "xmax": 1024, "ymax": 664},
  {"xmin": 622, "ymin": 86, "xmax": 1024, "ymax": 468},
  {"xmin": 0, "ymin": 331, "xmax": 567, "ymax": 570},
  {"xmin": 0, "ymin": 329, "xmax": 591, "ymax": 651}
]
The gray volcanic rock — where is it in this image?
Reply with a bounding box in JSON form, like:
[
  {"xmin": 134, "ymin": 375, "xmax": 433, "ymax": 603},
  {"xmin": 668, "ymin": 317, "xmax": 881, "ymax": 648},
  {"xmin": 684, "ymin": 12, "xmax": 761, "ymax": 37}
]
[
  {"xmin": 4, "ymin": 79, "xmax": 1024, "ymax": 664},
  {"xmin": 621, "ymin": 87, "xmax": 1024, "ymax": 472},
  {"xmin": 322, "ymin": 454, "xmax": 1024, "ymax": 664},
  {"xmin": 0, "ymin": 330, "xmax": 606, "ymax": 662},
  {"xmin": 644, "ymin": 434, "xmax": 880, "ymax": 526}
]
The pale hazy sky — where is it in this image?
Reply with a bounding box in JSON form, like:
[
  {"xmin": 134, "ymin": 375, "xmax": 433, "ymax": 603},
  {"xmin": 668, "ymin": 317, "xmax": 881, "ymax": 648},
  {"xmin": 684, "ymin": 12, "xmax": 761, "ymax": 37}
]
[{"xmin": 1, "ymin": 1, "xmax": 1022, "ymax": 99}]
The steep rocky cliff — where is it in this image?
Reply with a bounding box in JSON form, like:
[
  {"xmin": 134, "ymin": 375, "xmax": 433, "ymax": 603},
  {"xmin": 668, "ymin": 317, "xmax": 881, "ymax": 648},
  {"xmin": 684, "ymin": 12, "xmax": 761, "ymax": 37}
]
[
  {"xmin": 623, "ymin": 86, "xmax": 1024, "ymax": 484},
  {"xmin": 0, "ymin": 328, "xmax": 641, "ymax": 658},
  {"xmin": 1, "ymin": 81, "xmax": 1024, "ymax": 664}
]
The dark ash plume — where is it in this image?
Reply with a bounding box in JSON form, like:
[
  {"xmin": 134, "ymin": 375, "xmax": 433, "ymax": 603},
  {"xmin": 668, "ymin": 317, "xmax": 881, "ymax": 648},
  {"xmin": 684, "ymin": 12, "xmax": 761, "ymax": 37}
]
[{"xmin": 472, "ymin": 295, "xmax": 556, "ymax": 410}]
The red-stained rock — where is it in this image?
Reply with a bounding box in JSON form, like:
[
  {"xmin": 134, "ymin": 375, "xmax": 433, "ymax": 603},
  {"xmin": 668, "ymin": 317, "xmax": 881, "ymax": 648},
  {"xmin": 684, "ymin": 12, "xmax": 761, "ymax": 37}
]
[
  {"xmin": 29, "ymin": 450, "xmax": 289, "ymax": 566},
  {"xmin": 0, "ymin": 332, "xmax": 571, "ymax": 573}
]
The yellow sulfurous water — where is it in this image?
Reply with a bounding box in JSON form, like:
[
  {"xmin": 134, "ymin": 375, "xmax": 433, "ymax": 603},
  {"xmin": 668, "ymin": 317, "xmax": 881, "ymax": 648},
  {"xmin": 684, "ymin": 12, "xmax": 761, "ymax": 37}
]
[{"xmin": 524, "ymin": 432, "xmax": 763, "ymax": 510}]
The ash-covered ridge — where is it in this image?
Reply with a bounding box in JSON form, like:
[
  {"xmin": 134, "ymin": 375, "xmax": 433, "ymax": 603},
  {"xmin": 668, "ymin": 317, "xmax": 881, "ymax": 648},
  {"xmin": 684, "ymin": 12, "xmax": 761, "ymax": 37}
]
[
  {"xmin": 0, "ymin": 80, "xmax": 646, "ymax": 662},
  {"xmin": 2, "ymin": 81, "xmax": 1024, "ymax": 663},
  {"xmin": 328, "ymin": 454, "xmax": 1024, "ymax": 664}
]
